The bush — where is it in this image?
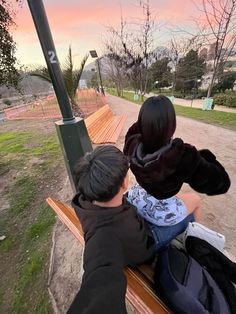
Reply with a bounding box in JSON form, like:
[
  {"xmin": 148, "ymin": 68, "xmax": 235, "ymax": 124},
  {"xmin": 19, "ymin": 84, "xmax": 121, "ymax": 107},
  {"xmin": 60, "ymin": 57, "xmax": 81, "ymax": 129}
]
[
  {"xmin": 213, "ymin": 93, "xmax": 236, "ymax": 107},
  {"xmin": 172, "ymin": 92, "xmax": 184, "ymax": 98},
  {"xmin": 195, "ymin": 90, "xmax": 208, "ymax": 99},
  {"xmin": 3, "ymin": 99, "xmax": 12, "ymax": 106}
]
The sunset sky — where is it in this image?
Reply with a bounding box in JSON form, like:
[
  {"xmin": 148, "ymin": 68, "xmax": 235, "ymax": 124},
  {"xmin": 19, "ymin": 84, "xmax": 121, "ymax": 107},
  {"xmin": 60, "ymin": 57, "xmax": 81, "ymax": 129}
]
[{"xmin": 13, "ymin": 0, "xmax": 200, "ymax": 68}]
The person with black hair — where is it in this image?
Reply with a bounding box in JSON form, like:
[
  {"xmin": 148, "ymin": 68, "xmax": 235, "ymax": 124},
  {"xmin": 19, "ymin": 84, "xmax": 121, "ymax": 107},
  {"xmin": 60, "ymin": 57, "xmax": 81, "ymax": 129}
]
[
  {"xmin": 124, "ymin": 95, "xmax": 230, "ymax": 250},
  {"xmin": 67, "ymin": 145, "xmax": 155, "ymax": 314}
]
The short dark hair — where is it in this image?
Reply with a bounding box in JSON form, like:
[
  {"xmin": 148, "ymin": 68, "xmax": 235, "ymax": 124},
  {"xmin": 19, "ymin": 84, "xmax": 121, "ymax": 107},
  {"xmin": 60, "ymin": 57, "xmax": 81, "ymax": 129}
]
[
  {"xmin": 73, "ymin": 145, "xmax": 129, "ymax": 202},
  {"xmin": 138, "ymin": 95, "xmax": 176, "ymax": 153}
]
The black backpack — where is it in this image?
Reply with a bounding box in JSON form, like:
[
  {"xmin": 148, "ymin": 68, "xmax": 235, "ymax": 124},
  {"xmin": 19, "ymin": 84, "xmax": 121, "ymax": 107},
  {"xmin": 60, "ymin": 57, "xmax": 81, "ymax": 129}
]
[{"xmin": 154, "ymin": 245, "xmax": 230, "ymax": 314}]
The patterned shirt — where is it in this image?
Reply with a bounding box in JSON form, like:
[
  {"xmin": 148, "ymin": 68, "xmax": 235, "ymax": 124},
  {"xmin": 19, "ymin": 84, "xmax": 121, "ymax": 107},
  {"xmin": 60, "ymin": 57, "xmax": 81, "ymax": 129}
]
[{"xmin": 127, "ymin": 184, "xmax": 187, "ymax": 227}]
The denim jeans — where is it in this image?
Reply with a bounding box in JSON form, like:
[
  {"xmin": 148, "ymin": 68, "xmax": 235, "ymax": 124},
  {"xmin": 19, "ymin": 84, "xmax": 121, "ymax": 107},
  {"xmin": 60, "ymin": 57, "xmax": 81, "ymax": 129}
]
[{"xmin": 149, "ymin": 214, "xmax": 195, "ymax": 251}]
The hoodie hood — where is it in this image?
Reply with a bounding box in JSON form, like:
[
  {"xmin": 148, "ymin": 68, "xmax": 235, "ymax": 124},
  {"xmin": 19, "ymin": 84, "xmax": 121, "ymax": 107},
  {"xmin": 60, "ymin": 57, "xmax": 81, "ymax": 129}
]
[
  {"xmin": 72, "ymin": 194, "xmax": 129, "ymax": 240},
  {"xmin": 129, "ymin": 136, "xmax": 186, "ymax": 183},
  {"xmin": 72, "ymin": 193, "xmax": 155, "ymax": 265},
  {"xmin": 123, "ymin": 122, "xmax": 197, "ymax": 199},
  {"xmin": 133, "ymin": 138, "xmax": 184, "ymax": 173},
  {"xmin": 123, "ymin": 121, "xmax": 185, "ymax": 175}
]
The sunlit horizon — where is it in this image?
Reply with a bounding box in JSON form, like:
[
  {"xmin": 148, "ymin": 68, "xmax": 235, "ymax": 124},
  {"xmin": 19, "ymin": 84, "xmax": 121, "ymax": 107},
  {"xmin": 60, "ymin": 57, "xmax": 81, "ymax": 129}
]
[{"xmin": 13, "ymin": 0, "xmax": 201, "ymax": 68}]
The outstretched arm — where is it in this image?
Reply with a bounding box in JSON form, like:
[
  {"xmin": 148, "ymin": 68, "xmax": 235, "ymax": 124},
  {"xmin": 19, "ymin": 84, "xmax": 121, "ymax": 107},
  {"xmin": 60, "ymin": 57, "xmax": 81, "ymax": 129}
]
[{"xmin": 67, "ymin": 229, "xmax": 127, "ymax": 314}]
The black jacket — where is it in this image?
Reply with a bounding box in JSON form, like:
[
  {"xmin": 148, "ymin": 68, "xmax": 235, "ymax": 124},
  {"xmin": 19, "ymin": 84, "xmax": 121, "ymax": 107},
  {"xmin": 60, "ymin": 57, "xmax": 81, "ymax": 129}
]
[
  {"xmin": 67, "ymin": 194, "xmax": 155, "ymax": 314},
  {"xmin": 186, "ymin": 236, "xmax": 236, "ymax": 314},
  {"xmin": 124, "ymin": 122, "xmax": 230, "ymax": 199}
]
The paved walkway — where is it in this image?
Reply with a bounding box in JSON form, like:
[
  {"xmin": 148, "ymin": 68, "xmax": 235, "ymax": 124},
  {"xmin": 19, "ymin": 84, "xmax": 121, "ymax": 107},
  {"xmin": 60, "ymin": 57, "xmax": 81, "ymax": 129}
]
[
  {"xmin": 146, "ymin": 92, "xmax": 236, "ymax": 113},
  {"xmin": 107, "ymin": 94, "xmax": 236, "ymax": 257}
]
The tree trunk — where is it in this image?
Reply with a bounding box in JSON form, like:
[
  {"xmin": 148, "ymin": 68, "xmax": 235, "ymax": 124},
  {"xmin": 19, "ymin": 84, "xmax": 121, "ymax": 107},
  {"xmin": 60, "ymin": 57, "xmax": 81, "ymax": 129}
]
[
  {"xmin": 71, "ymin": 100, "xmax": 85, "ymax": 118},
  {"xmin": 207, "ymin": 72, "xmax": 217, "ymax": 98},
  {"xmin": 116, "ymin": 86, "xmax": 121, "ymax": 97}
]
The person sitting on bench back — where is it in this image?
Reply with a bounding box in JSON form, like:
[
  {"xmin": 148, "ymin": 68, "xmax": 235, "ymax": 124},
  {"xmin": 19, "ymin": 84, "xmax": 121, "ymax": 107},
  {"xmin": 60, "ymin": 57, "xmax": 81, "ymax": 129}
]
[{"xmin": 67, "ymin": 145, "xmax": 155, "ymax": 314}]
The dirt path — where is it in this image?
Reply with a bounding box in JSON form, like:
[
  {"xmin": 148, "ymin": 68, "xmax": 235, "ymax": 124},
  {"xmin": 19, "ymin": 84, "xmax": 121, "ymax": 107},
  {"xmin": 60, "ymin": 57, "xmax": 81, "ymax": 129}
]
[{"xmin": 50, "ymin": 94, "xmax": 235, "ymax": 313}]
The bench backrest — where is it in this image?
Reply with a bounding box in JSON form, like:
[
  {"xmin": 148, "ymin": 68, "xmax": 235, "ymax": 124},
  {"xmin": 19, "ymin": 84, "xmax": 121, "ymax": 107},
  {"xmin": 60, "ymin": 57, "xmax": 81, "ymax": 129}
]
[
  {"xmin": 46, "ymin": 197, "xmax": 170, "ymax": 314},
  {"xmin": 85, "ymin": 105, "xmax": 113, "ymax": 130}
]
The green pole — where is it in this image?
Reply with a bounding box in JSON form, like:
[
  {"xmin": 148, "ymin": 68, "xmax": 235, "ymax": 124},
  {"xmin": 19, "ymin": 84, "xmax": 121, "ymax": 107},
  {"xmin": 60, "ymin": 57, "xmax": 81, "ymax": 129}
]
[
  {"xmin": 27, "ymin": 0, "xmax": 92, "ymax": 191},
  {"xmin": 97, "ymin": 58, "xmax": 105, "ymax": 95}
]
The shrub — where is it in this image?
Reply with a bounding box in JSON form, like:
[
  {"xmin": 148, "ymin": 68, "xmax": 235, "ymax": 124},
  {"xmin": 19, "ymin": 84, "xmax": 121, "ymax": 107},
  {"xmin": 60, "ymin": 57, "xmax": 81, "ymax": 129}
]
[
  {"xmin": 3, "ymin": 99, "xmax": 12, "ymax": 106},
  {"xmin": 195, "ymin": 90, "xmax": 208, "ymax": 99},
  {"xmin": 213, "ymin": 93, "xmax": 236, "ymax": 108},
  {"xmin": 172, "ymin": 92, "xmax": 185, "ymax": 98}
]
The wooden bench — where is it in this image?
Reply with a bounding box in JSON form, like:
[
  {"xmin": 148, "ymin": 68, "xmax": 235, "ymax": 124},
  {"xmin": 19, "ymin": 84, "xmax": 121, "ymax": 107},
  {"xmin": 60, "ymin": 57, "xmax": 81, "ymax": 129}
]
[
  {"xmin": 46, "ymin": 197, "xmax": 170, "ymax": 314},
  {"xmin": 84, "ymin": 104, "xmax": 127, "ymax": 144}
]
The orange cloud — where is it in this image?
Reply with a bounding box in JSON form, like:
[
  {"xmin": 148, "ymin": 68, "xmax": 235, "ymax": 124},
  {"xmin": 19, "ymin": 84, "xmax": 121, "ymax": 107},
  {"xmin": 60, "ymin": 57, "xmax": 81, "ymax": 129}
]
[{"xmin": 14, "ymin": 0, "xmax": 205, "ymax": 65}]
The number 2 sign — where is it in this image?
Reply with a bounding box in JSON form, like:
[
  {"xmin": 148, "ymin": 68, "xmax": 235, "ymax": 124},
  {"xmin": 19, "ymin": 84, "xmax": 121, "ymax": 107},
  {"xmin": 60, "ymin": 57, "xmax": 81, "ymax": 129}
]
[{"xmin": 48, "ymin": 50, "xmax": 57, "ymax": 63}]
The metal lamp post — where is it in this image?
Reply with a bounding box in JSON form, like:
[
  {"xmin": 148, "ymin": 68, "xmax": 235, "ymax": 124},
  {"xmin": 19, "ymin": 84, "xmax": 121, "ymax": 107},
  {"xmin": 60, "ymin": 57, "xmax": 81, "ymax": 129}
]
[
  {"xmin": 89, "ymin": 50, "xmax": 105, "ymax": 95},
  {"xmin": 27, "ymin": 0, "xmax": 92, "ymax": 191}
]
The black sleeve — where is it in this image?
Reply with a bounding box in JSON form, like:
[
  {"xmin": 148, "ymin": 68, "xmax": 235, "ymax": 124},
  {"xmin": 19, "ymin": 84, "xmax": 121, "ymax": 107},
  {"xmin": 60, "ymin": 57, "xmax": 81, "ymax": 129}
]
[
  {"xmin": 187, "ymin": 148, "xmax": 231, "ymax": 195},
  {"xmin": 67, "ymin": 229, "xmax": 127, "ymax": 314}
]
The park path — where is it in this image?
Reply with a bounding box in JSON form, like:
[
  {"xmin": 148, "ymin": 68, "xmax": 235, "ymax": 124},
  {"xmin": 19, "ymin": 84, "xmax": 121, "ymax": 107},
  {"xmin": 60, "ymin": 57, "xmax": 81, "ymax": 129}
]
[{"xmin": 107, "ymin": 94, "xmax": 236, "ymax": 257}]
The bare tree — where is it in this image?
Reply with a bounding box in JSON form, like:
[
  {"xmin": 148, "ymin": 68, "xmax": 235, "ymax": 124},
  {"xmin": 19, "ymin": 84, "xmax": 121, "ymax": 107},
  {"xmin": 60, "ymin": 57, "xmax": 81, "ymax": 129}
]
[
  {"xmin": 104, "ymin": 0, "xmax": 156, "ymax": 101},
  {"xmin": 168, "ymin": 36, "xmax": 204, "ymax": 93},
  {"xmin": 102, "ymin": 35, "xmax": 127, "ymax": 97},
  {"xmin": 137, "ymin": 0, "xmax": 154, "ymax": 97},
  {"xmin": 197, "ymin": 0, "xmax": 236, "ymax": 97}
]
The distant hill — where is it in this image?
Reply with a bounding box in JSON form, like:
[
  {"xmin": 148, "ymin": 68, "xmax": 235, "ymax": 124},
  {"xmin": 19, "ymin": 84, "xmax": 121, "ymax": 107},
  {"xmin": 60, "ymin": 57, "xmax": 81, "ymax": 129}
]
[{"xmin": 0, "ymin": 75, "xmax": 52, "ymax": 98}]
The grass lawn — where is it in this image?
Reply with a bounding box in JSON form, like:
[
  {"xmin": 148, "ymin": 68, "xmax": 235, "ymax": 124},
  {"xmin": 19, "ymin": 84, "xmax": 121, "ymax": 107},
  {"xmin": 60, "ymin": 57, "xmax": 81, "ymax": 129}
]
[
  {"xmin": 108, "ymin": 88, "xmax": 146, "ymax": 105},
  {"xmin": 174, "ymin": 105, "xmax": 236, "ymax": 131},
  {"xmin": 107, "ymin": 88, "xmax": 236, "ymax": 131},
  {"xmin": 0, "ymin": 120, "xmax": 66, "ymax": 313}
]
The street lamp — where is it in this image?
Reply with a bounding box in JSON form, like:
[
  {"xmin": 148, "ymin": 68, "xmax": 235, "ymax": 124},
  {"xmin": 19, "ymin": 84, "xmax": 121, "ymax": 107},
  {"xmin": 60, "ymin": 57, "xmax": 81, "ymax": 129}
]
[{"xmin": 89, "ymin": 50, "xmax": 105, "ymax": 95}]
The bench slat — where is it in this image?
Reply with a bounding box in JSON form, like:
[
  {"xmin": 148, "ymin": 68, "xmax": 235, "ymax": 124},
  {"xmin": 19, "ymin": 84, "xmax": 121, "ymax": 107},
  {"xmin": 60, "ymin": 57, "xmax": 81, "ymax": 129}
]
[
  {"xmin": 109, "ymin": 115, "xmax": 127, "ymax": 143},
  {"xmin": 101, "ymin": 116, "xmax": 121, "ymax": 143},
  {"xmin": 86, "ymin": 112, "xmax": 113, "ymax": 140},
  {"xmin": 46, "ymin": 197, "xmax": 170, "ymax": 314},
  {"xmin": 85, "ymin": 106, "xmax": 112, "ymax": 132},
  {"xmin": 85, "ymin": 105, "xmax": 110, "ymax": 127},
  {"xmin": 84, "ymin": 105, "xmax": 127, "ymax": 144},
  {"xmin": 90, "ymin": 117, "xmax": 114, "ymax": 143},
  {"xmin": 92, "ymin": 117, "xmax": 120, "ymax": 144}
]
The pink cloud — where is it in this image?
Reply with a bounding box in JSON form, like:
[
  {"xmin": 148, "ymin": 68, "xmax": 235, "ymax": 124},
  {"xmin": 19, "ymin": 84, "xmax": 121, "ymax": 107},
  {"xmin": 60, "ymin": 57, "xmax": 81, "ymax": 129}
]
[{"xmin": 14, "ymin": 0, "xmax": 204, "ymax": 65}]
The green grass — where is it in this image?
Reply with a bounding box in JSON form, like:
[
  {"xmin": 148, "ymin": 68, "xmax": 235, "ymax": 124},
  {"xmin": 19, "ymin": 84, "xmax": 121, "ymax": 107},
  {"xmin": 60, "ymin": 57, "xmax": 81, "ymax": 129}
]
[
  {"xmin": 0, "ymin": 237, "xmax": 14, "ymax": 252},
  {"xmin": 174, "ymin": 105, "xmax": 236, "ymax": 130},
  {"xmin": 108, "ymin": 88, "xmax": 146, "ymax": 104},
  {"xmin": 0, "ymin": 161, "xmax": 10, "ymax": 176},
  {"xmin": 10, "ymin": 203, "xmax": 55, "ymax": 313},
  {"xmin": 0, "ymin": 132, "xmax": 32, "ymax": 155},
  {"xmin": 10, "ymin": 176, "xmax": 37, "ymax": 214},
  {"xmin": 12, "ymin": 251, "xmax": 46, "ymax": 313},
  {"xmin": 0, "ymin": 128, "xmax": 62, "ymax": 313},
  {"xmin": 24, "ymin": 204, "xmax": 56, "ymax": 245},
  {"xmin": 34, "ymin": 294, "xmax": 52, "ymax": 314},
  {"xmin": 31, "ymin": 137, "xmax": 60, "ymax": 156},
  {"xmin": 108, "ymin": 88, "xmax": 236, "ymax": 131},
  {"xmin": 0, "ymin": 131, "xmax": 60, "ymax": 158}
]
